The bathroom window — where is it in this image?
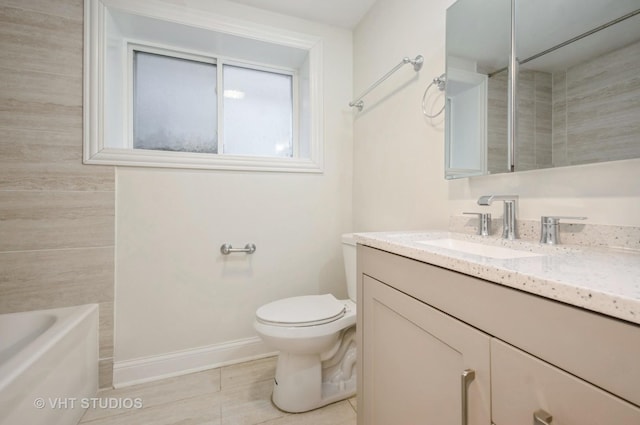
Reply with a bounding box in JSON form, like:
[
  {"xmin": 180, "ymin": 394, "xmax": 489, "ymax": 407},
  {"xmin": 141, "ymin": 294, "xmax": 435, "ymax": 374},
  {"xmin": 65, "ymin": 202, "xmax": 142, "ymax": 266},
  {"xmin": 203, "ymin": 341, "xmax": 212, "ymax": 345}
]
[
  {"xmin": 131, "ymin": 47, "xmax": 295, "ymax": 158},
  {"xmin": 223, "ymin": 64, "xmax": 294, "ymax": 158},
  {"xmin": 84, "ymin": 0, "xmax": 323, "ymax": 172},
  {"xmin": 133, "ymin": 50, "xmax": 219, "ymax": 154}
]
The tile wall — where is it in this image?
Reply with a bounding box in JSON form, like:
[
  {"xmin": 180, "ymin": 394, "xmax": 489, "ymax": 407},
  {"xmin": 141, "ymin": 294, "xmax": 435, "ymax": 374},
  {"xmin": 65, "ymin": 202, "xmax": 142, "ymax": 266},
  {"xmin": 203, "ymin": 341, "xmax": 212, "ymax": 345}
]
[
  {"xmin": 487, "ymin": 69, "xmax": 553, "ymax": 173},
  {"xmin": 486, "ymin": 70, "xmax": 509, "ymax": 174},
  {"xmin": 0, "ymin": 0, "xmax": 116, "ymax": 388},
  {"xmin": 518, "ymin": 70, "xmax": 552, "ymax": 171},
  {"xmin": 487, "ymin": 39, "xmax": 640, "ymax": 173},
  {"xmin": 552, "ymin": 40, "xmax": 640, "ymax": 166}
]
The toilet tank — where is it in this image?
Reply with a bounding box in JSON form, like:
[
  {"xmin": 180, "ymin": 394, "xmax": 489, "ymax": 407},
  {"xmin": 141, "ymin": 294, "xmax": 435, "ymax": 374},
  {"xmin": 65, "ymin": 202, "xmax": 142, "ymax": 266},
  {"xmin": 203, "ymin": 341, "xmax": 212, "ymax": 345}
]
[{"xmin": 341, "ymin": 234, "xmax": 357, "ymax": 302}]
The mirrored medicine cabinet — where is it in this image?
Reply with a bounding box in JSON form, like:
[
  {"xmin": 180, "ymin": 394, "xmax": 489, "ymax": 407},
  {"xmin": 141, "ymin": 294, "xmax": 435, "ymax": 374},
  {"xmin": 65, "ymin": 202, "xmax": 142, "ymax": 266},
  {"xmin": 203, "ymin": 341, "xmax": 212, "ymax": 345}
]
[{"xmin": 444, "ymin": 0, "xmax": 640, "ymax": 179}]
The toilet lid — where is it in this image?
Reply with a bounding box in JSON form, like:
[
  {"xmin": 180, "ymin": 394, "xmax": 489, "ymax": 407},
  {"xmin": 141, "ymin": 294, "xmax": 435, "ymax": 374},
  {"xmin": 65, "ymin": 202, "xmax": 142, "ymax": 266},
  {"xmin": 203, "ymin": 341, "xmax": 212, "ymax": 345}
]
[{"xmin": 256, "ymin": 294, "xmax": 346, "ymax": 327}]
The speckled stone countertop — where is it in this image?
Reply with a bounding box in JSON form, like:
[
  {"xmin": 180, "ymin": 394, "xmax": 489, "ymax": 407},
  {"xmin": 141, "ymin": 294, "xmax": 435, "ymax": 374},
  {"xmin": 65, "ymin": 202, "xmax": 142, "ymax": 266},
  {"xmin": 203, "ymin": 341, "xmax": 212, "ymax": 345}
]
[{"xmin": 354, "ymin": 231, "xmax": 640, "ymax": 325}]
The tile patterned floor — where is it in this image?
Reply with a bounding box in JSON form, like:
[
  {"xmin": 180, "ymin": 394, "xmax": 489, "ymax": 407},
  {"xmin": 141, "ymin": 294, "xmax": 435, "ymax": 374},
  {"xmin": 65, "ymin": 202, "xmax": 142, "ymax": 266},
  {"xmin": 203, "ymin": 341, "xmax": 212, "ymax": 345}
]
[{"xmin": 79, "ymin": 357, "xmax": 357, "ymax": 425}]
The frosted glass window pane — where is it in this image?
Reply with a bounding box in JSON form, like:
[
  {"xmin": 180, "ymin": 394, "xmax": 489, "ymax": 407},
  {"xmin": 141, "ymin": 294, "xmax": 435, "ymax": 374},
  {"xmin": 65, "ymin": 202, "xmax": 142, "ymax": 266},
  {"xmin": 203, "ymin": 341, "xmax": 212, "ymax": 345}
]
[
  {"xmin": 134, "ymin": 52, "xmax": 217, "ymax": 153},
  {"xmin": 223, "ymin": 65, "xmax": 293, "ymax": 157}
]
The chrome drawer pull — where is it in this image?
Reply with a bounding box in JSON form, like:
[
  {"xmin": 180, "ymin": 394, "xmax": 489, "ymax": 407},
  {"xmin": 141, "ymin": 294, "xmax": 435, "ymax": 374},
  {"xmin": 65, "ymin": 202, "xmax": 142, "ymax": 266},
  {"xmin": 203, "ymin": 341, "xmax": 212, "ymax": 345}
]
[{"xmin": 461, "ymin": 369, "xmax": 475, "ymax": 425}]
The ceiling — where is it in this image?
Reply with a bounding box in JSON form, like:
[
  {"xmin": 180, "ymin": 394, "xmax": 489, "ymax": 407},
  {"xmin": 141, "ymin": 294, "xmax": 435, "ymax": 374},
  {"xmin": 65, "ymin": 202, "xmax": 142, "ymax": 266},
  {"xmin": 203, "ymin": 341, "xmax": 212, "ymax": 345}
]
[{"xmin": 226, "ymin": 0, "xmax": 378, "ymax": 29}]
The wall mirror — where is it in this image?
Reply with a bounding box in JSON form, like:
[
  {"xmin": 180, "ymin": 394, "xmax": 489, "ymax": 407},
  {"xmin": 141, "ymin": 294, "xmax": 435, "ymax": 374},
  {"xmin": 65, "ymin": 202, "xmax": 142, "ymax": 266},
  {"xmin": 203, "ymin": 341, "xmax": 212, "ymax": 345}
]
[
  {"xmin": 445, "ymin": 0, "xmax": 511, "ymax": 178},
  {"xmin": 445, "ymin": 0, "xmax": 640, "ymax": 179}
]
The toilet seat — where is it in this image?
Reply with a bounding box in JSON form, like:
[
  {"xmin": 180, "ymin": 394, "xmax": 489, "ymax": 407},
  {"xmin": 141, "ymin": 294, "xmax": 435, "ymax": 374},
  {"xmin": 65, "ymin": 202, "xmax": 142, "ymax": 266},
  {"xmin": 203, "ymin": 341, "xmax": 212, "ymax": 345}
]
[{"xmin": 256, "ymin": 294, "xmax": 346, "ymax": 327}]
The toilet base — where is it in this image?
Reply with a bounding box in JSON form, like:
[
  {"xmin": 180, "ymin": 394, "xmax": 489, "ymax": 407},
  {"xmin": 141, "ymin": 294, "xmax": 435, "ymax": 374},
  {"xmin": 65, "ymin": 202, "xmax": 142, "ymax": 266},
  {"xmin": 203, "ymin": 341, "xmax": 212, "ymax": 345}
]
[{"xmin": 271, "ymin": 327, "xmax": 357, "ymax": 413}]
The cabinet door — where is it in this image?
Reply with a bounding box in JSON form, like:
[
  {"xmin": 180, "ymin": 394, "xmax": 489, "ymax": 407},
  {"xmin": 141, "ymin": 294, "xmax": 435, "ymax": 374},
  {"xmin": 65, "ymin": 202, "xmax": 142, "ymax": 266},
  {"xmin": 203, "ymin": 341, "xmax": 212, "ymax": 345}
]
[
  {"xmin": 492, "ymin": 339, "xmax": 640, "ymax": 424},
  {"xmin": 361, "ymin": 276, "xmax": 491, "ymax": 425}
]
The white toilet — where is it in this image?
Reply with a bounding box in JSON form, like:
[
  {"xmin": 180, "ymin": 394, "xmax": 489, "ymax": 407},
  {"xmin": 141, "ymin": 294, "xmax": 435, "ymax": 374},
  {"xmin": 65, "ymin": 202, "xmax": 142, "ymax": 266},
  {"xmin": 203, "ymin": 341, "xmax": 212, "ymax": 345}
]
[{"xmin": 254, "ymin": 234, "xmax": 357, "ymax": 413}]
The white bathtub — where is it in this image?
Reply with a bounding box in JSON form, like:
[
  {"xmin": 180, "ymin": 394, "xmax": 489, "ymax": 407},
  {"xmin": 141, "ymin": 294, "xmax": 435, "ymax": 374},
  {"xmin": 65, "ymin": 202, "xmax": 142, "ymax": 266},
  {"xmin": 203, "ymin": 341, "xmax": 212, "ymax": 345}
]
[{"xmin": 0, "ymin": 305, "xmax": 98, "ymax": 425}]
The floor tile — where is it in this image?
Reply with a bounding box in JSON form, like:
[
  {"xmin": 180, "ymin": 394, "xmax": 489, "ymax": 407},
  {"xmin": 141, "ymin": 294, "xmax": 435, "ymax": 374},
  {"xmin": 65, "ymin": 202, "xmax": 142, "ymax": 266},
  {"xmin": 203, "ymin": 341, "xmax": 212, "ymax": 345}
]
[
  {"xmin": 81, "ymin": 369, "xmax": 221, "ymax": 422},
  {"xmin": 220, "ymin": 379, "xmax": 288, "ymax": 425},
  {"xmin": 259, "ymin": 401, "xmax": 356, "ymax": 425},
  {"xmin": 79, "ymin": 356, "xmax": 356, "ymax": 425},
  {"xmin": 221, "ymin": 356, "xmax": 277, "ymax": 390},
  {"xmin": 348, "ymin": 396, "xmax": 357, "ymax": 412},
  {"xmin": 79, "ymin": 392, "xmax": 222, "ymax": 425}
]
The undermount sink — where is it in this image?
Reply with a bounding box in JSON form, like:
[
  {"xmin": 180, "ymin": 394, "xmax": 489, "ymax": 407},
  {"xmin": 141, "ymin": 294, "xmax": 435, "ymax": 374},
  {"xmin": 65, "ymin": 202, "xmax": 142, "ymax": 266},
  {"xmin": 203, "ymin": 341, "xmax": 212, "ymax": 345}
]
[{"xmin": 416, "ymin": 238, "xmax": 544, "ymax": 259}]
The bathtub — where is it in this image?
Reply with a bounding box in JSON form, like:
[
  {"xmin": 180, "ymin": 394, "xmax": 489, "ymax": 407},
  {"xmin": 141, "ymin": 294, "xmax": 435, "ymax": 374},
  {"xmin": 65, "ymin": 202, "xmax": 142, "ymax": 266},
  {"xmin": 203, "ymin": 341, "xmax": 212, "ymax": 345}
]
[{"xmin": 0, "ymin": 304, "xmax": 98, "ymax": 425}]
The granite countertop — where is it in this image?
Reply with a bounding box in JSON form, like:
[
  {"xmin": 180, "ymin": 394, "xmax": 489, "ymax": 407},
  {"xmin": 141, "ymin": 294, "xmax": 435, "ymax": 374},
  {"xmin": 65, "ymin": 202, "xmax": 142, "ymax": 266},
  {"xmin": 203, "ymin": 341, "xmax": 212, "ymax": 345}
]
[{"xmin": 354, "ymin": 231, "xmax": 640, "ymax": 325}]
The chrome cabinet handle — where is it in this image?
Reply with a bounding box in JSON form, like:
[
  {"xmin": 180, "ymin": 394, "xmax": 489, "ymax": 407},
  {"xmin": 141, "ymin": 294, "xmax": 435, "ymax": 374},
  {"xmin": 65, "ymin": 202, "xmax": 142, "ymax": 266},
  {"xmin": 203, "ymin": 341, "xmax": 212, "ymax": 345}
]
[
  {"xmin": 533, "ymin": 409, "xmax": 553, "ymax": 425},
  {"xmin": 220, "ymin": 243, "xmax": 256, "ymax": 255},
  {"xmin": 461, "ymin": 369, "xmax": 475, "ymax": 425}
]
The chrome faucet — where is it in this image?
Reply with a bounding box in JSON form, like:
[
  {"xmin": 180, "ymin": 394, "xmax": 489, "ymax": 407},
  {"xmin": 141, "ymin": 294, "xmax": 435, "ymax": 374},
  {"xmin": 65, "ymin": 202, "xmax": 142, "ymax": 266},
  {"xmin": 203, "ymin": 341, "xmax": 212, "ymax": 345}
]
[
  {"xmin": 477, "ymin": 195, "xmax": 519, "ymax": 240},
  {"xmin": 540, "ymin": 216, "xmax": 587, "ymax": 245}
]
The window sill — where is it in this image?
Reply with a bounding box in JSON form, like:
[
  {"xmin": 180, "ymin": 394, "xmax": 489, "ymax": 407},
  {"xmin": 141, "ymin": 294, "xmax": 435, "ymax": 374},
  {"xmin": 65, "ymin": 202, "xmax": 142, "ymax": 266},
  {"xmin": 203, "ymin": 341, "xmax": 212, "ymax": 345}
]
[{"xmin": 84, "ymin": 148, "xmax": 323, "ymax": 173}]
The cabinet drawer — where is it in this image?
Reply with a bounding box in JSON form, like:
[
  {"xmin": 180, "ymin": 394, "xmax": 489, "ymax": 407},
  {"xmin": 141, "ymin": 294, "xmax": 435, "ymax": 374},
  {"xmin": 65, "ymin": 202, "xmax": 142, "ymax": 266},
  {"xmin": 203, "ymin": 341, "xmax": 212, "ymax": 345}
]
[{"xmin": 492, "ymin": 339, "xmax": 640, "ymax": 424}]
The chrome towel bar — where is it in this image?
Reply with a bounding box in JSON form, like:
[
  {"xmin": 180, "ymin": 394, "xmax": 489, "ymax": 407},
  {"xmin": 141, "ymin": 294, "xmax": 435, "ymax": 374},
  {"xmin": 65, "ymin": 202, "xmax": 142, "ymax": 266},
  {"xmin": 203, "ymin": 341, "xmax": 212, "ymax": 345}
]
[
  {"xmin": 349, "ymin": 55, "xmax": 424, "ymax": 111},
  {"xmin": 220, "ymin": 243, "xmax": 257, "ymax": 255}
]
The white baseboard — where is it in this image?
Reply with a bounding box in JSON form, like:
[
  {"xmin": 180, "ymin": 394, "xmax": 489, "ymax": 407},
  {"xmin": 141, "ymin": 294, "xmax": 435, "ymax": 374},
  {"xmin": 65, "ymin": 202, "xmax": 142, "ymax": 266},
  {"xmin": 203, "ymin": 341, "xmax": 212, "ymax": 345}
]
[{"xmin": 112, "ymin": 336, "xmax": 277, "ymax": 388}]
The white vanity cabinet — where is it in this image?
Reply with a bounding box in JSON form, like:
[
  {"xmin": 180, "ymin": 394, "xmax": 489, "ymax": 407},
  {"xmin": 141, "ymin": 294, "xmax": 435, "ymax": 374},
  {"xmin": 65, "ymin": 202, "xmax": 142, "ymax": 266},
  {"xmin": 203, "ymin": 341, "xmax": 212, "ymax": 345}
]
[{"xmin": 356, "ymin": 245, "xmax": 640, "ymax": 425}]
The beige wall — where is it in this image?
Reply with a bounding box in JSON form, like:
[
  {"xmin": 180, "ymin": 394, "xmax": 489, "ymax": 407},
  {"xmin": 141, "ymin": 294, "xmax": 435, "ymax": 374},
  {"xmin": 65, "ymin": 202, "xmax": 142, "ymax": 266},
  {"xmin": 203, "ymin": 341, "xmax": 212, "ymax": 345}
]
[
  {"xmin": 448, "ymin": 158, "xmax": 640, "ymax": 226},
  {"xmin": 355, "ymin": 0, "xmax": 640, "ymax": 230},
  {"xmin": 114, "ymin": 0, "xmax": 354, "ymax": 368},
  {"xmin": 352, "ymin": 0, "xmax": 452, "ymax": 232},
  {"xmin": 0, "ymin": 0, "xmax": 116, "ymax": 388}
]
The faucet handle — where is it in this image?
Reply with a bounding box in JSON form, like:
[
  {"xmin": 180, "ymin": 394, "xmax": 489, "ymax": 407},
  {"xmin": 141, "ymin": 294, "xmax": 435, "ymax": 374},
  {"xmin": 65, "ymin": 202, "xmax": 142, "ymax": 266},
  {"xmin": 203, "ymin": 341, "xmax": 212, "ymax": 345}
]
[
  {"xmin": 463, "ymin": 212, "xmax": 492, "ymax": 236},
  {"xmin": 477, "ymin": 194, "xmax": 519, "ymax": 206},
  {"xmin": 540, "ymin": 216, "xmax": 587, "ymax": 245},
  {"xmin": 541, "ymin": 216, "xmax": 587, "ymax": 224}
]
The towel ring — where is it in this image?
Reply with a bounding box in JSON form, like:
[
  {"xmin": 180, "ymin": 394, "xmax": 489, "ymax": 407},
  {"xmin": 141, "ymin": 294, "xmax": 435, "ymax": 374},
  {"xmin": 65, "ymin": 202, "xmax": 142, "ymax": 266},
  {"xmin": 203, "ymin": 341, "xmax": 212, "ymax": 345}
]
[{"xmin": 422, "ymin": 73, "xmax": 446, "ymax": 118}]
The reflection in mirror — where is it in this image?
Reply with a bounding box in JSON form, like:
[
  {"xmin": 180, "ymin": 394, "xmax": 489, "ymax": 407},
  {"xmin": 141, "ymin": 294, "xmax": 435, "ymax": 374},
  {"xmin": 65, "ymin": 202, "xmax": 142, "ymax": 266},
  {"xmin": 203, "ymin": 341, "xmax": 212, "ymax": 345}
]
[
  {"xmin": 445, "ymin": 0, "xmax": 511, "ymax": 179},
  {"xmin": 515, "ymin": 0, "xmax": 640, "ymax": 171},
  {"xmin": 445, "ymin": 0, "xmax": 640, "ymax": 179}
]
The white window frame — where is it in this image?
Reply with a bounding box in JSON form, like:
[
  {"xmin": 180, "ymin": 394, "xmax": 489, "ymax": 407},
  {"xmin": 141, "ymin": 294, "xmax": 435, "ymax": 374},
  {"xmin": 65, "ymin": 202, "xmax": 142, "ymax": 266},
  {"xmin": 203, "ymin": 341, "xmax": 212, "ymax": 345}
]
[{"xmin": 84, "ymin": 0, "xmax": 324, "ymax": 173}]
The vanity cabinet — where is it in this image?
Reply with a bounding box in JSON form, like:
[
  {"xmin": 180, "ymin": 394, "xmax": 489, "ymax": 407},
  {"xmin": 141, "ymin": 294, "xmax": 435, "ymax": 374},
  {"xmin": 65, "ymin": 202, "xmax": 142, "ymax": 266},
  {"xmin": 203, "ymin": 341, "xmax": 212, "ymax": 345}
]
[
  {"xmin": 356, "ymin": 245, "xmax": 640, "ymax": 425},
  {"xmin": 361, "ymin": 275, "xmax": 490, "ymax": 425}
]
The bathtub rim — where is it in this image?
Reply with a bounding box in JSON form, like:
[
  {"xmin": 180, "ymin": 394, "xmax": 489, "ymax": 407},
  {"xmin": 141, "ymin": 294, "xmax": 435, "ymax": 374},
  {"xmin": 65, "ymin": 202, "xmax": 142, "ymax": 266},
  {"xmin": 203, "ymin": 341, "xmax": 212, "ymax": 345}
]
[{"xmin": 0, "ymin": 304, "xmax": 99, "ymax": 392}]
